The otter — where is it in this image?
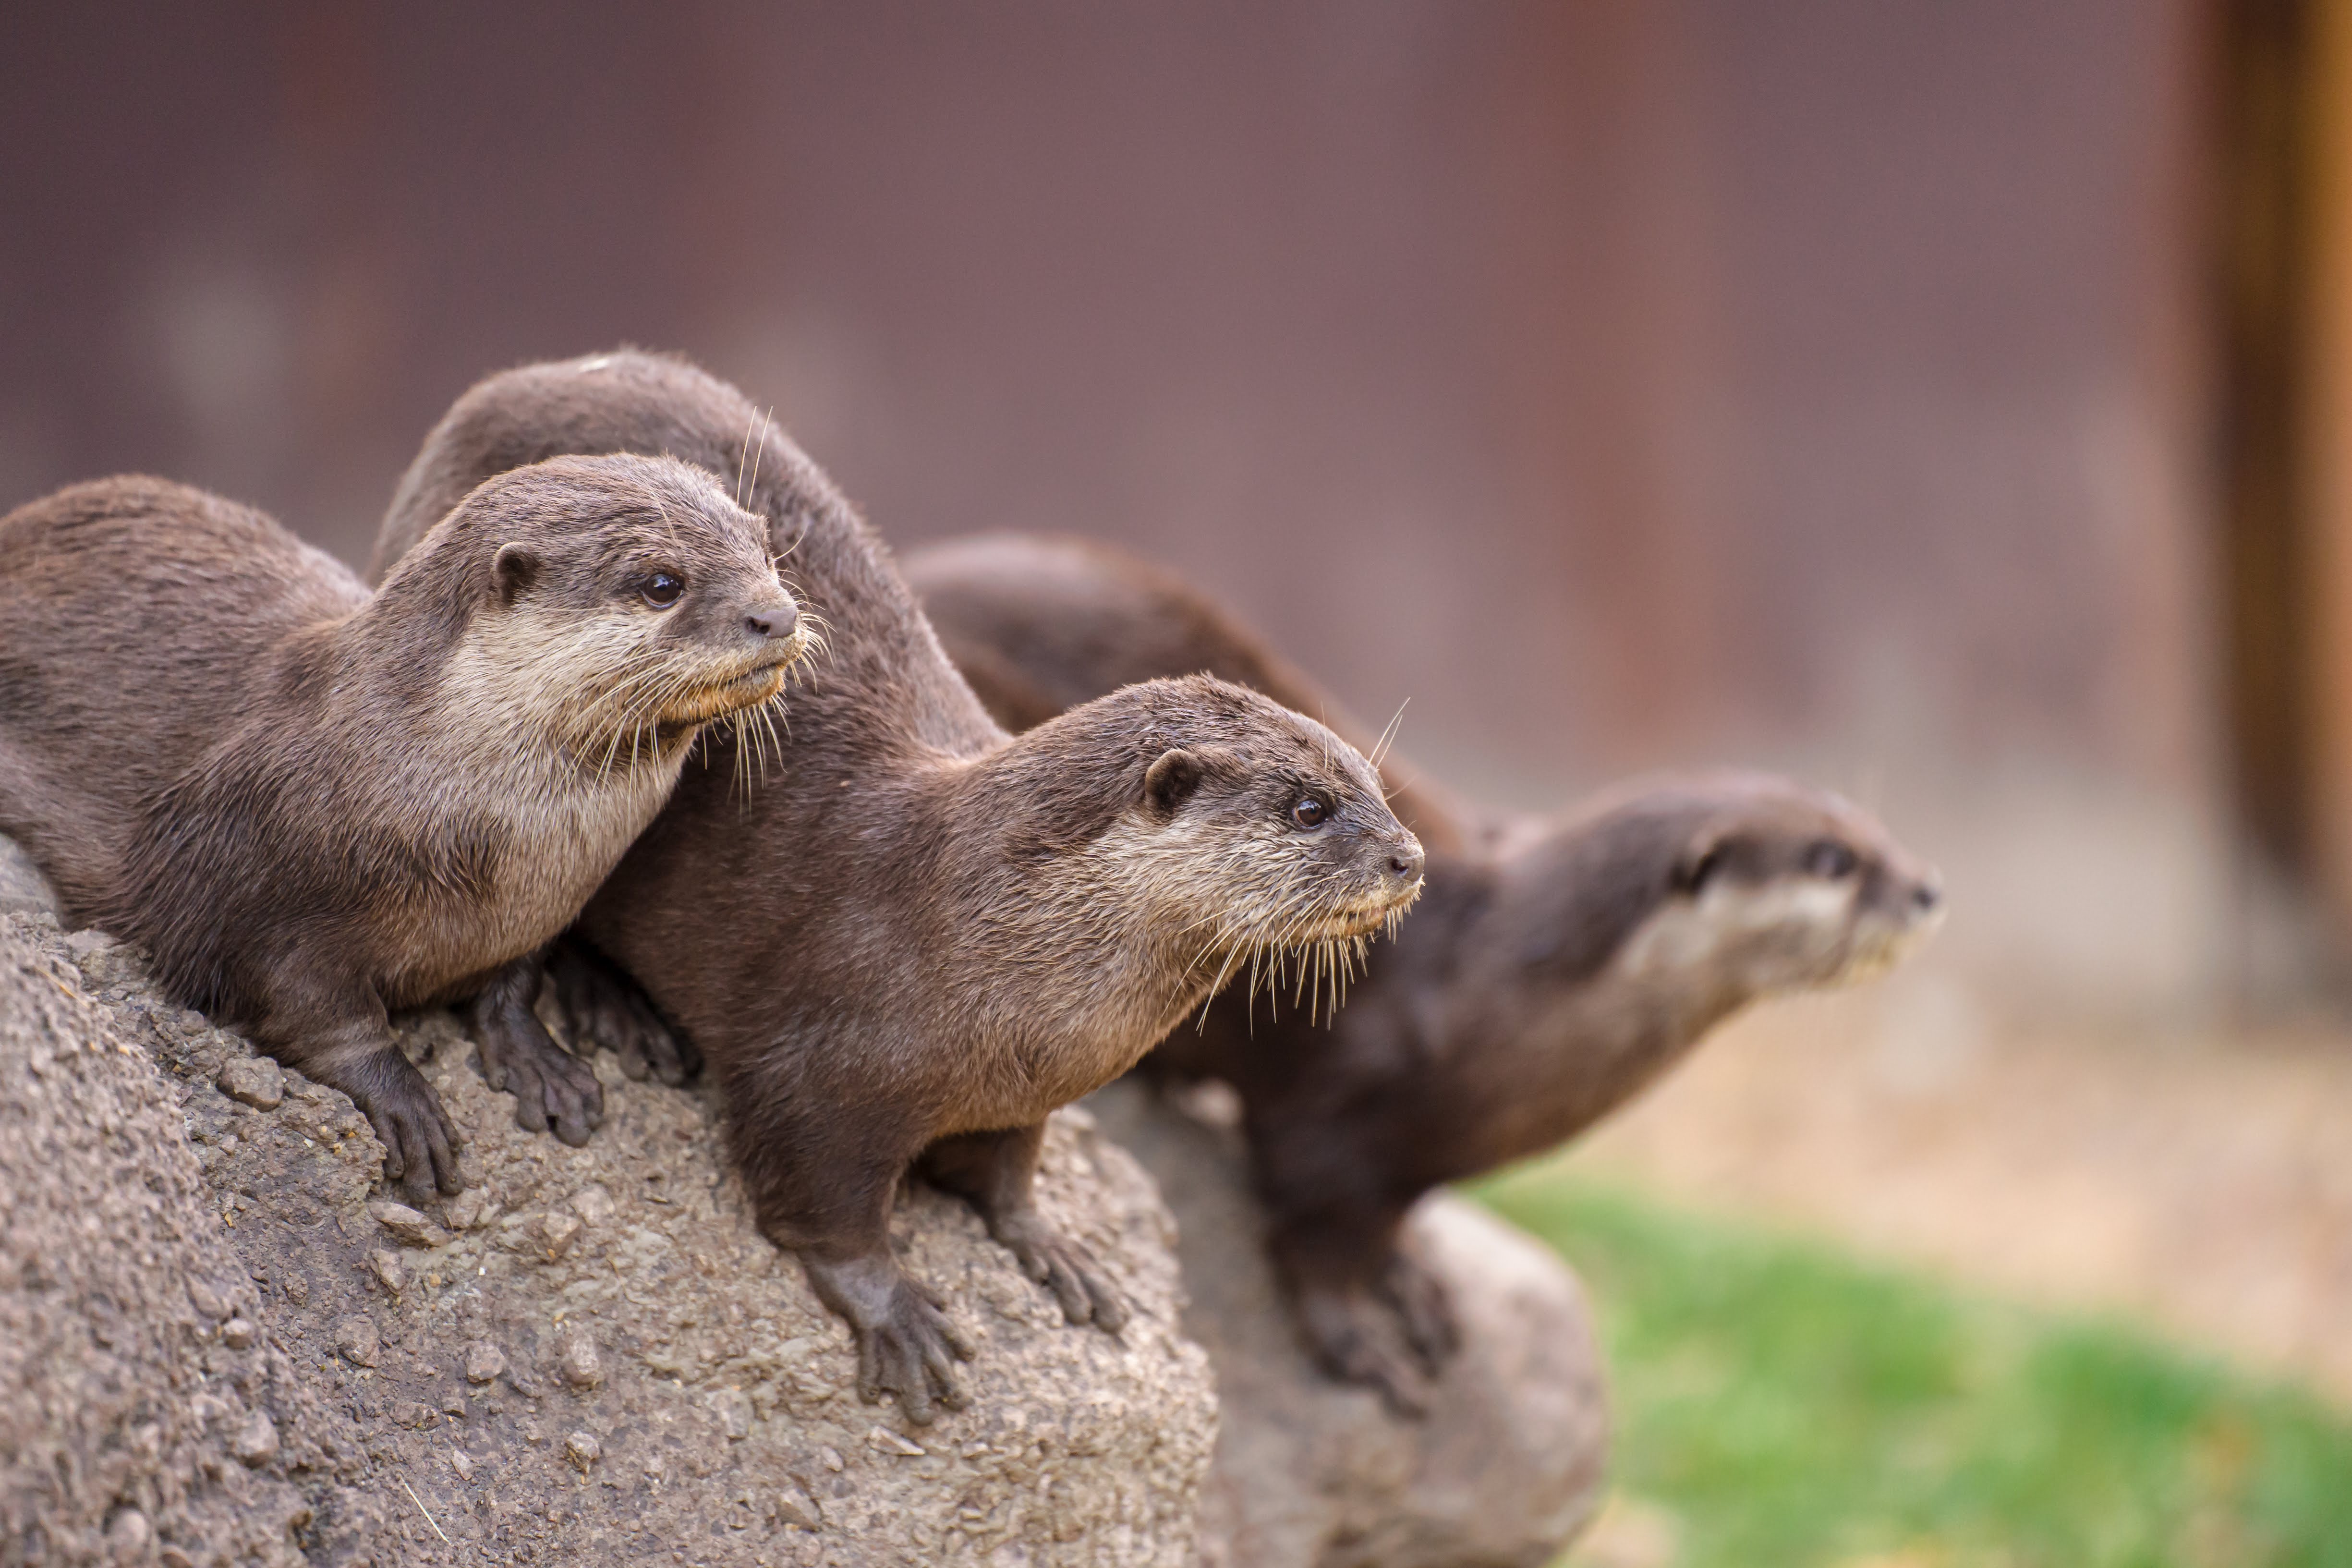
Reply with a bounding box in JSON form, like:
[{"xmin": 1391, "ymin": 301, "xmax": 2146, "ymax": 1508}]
[
  {"xmin": 905, "ymin": 534, "xmax": 1944, "ymax": 1413},
  {"xmin": 0, "ymin": 460, "xmax": 804, "ymax": 1198},
  {"xmin": 369, "ymin": 352, "xmax": 1425, "ymax": 1424}
]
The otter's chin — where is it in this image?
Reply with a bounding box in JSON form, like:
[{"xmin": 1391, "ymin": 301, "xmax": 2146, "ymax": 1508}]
[
  {"xmin": 1825, "ymin": 916, "xmax": 1940, "ymax": 988},
  {"xmin": 660, "ymin": 662, "xmax": 793, "ymax": 728},
  {"xmin": 1301, "ymin": 881, "xmax": 1423, "ymax": 944}
]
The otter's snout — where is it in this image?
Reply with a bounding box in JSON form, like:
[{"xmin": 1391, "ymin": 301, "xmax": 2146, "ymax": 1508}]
[
  {"xmin": 1388, "ymin": 839, "xmax": 1426, "ymax": 887},
  {"xmin": 742, "ymin": 593, "xmax": 800, "ymax": 646}
]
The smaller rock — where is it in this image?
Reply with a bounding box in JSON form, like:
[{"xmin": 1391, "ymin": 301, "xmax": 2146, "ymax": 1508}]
[
  {"xmin": 867, "ymin": 1425, "xmax": 925, "ymax": 1457},
  {"xmin": 367, "ymin": 1200, "xmax": 452, "ymax": 1249},
  {"xmin": 0, "ymin": 834, "xmax": 60, "ymax": 917},
  {"xmin": 184, "ymin": 1274, "xmax": 234, "ymax": 1320},
  {"xmin": 463, "ymin": 1341, "xmax": 507, "ymax": 1384},
  {"xmin": 220, "ymin": 1316, "xmax": 256, "ymax": 1349},
  {"xmin": 216, "ymin": 1057, "xmax": 283, "ymax": 1110},
  {"xmin": 775, "ymin": 1485, "xmax": 823, "ymax": 1531},
  {"xmin": 822, "ymin": 1446, "xmax": 844, "ymax": 1472},
  {"xmin": 536, "ymin": 1210, "xmax": 582, "ymax": 1261},
  {"xmin": 440, "ymin": 1387, "xmax": 467, "ymax": 1418},
  {"xmin": 106, "ymin": 1507, "xmax": 151, "ymax": 1552},
  {"xmin": 569, "ymin": 1184, "xmax": 615, "ymax": 1227},
  {"xmin": 334, "ymin": 1315, "xmax": 379, "ymax": 1368},
  {"xmin": 712, "ymin": 1386, "xmax": 752, "ymax": 1440},
  {"xmin": 159, "ymin": 1548, "xmax": 194, "ymax": 1568},
  {"xmin": 564, "ymin": 1431, "xmax": 601, "ymax": 1473},
  {"xmin": 64, "ymin": 929, "xmax": 116, "ymax": 963},
  {"xmin": 449, "ymin": 1448, "xmax": 476, "ymax": 1482},
  {"xmin": 368, "ymin": 1249, "xmax": 407, "ymax": 1294},
  {"xmin": 556, "ymin": 1328, "xmax": 603, "ymax": 1390},
  {"xmin": 280, "ymin": 1274, "xmax": 309, "ymax": 1306},
  {"xmin": 444, "ymin": 1189, "xmax": 495, "ymax": 1231},
  {"xmin": 230, "ymin": 1410, "xmax": 278, "ymax": 1467}
]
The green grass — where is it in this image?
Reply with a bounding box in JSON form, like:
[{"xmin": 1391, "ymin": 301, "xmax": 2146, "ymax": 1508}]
[{"xmin": 1471, "ymin": 1166, "xmax": 2352, "ymax": 1568}]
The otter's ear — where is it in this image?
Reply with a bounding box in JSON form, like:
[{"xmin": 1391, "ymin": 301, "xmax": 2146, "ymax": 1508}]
[
  {"xmin": 1672, "ymin": 830, "xmax": 1725, "ymax": 895},
  {"xmin": 1143, "ymin": 748, "xmax": 1205, "ymax": 818},
  {"xmin": 491, "ymin": 543, "xmax": 539, "ymax": 605}
]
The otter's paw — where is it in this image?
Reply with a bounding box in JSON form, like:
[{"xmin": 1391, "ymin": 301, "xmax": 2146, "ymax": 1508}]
[
  {"xmin": 343, "ymin": 1048, "xmax": 467, "ymax": 1200},
  {"xmin": 544, "ymin": 941, "xmax": 700, "ymax": 1086},
  {"xmin": 1379, "ymin": 1246, "xmax": 1462, "ymax": 1374},
  {"xmin": 470, "ymin": 966, "xmax": 604, "ymax": 1147},
  {"xmin": 803, "ymin": 1253, "xmax": 977, "ymax": 1425},
  {"xmin": 993, "ymin": 1209, "xmax": 1130, "ymax": 1333},
  {"xmin": 1293, "ymin": 1279, "xmax": 1436, "ymax": 1418}
]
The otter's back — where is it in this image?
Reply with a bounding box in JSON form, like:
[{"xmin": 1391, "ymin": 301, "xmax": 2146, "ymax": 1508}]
[{"xmin": 0, "ymin": 477, "xmax": 363, "ymax": 916}]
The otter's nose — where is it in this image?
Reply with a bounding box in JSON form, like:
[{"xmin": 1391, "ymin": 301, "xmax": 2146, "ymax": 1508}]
[
  {"xmin": 1911, "ymin": 879, "xmax": 1943, "ymax": 914},
  {"xmin": 1388, "ymin": 840, "xmax": 1425, "ymax": 884},
  {"xmin": 744, "ymin": 597, "xmax": 799, "ymax": 643}
]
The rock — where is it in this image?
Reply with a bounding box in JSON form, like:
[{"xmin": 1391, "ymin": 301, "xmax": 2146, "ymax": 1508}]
[
  {"xmin": 1090, "ymin": 1078, "xmax": 1611, "ymax": 1568},
  {"xmin": 184, "ymin": 1273, "xmax": 235, "ymax": 1320},
  {"xmin": 535, "ymin": 1207, "xmax": 583, "ymax": 1260},
  {"xmin": 367, "ymin": 1199, "xmax": 452, "ymax": 1248},
  {"xmin": 570, "ymin": 1183, "xmax": 615, "ymax": 1227},
  {"xmin": 867, "ymin": 1424, "xmax": 926, "ymax": 1457},
  {"xmin": 565, "ymin": 1430, "xmax": 601, "ymax": 1472},
  {"xmin": 106, "ymin": 1505, "xmax": 151, "ymax": 1551},
  {"xmin": 367, "ymin": 1248, "xmax": 407, "ymax": 1294},
  {"xmin": 221, "ymin": 1316, "xmax": 257, "ymax": 1349},
  {"xmin": 0, "ymin": 835, "xmax": 58, "ymax": 918},
  {"xmin": 334, "ymin": 1315, "xmax": 380, "ymax": 1367},
  {"xmin": 0, "ymin": 906, "xmax": 1213, "ymax": 1564},
  {"xmin": 231, "ymin": 1410, "xmax": 279, "ymax": 1468},
  {"xmin": 449, "ymin": 1447, "xmax": 477, "ymax": 1481},
  {"xmin": 0, "ymin": 921, "xmax": 348, "ymax": 1568},
  {"xmin": 216, "ymin": 1055, "xmax": 284, "ymax": 1110},
  {"xmin": 775, "ymin": 1482, "xmax": 823, "ymax": 1530},
  {"xmin": 464, "ymin": 1340, "xmax": 508, "ymax": 1384},
  {"xmin": 555, "ymin": 1327, "xmax": 603, "ymax": 1390},
  {"xmin": 445, "ymin": 1188, "xmax": 495, "ymax": 1231}
]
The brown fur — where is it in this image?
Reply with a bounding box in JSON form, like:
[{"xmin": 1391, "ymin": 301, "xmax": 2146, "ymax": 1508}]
[
  {"xmin": 907, "ymin": 533, "xmax": 1943, "ymax": 1412},
  {"xmin": 370, "ymin": 352, "xmax": 1425, "ymax": 1423},
  {"xmin": 0, "ymin": 459, "xmax": 800, "ymax": 1197}
]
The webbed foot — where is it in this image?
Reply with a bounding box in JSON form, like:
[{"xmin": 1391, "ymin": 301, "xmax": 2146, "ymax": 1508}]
[
  {"xmin": 1291, "ymin": 1272, "xmax": 1439, "ymax": 1419},
  {"xmin": 802, "ymin": 1251, "xmax": 976, "ymax": 1426},
  {"xmin": 340, "ymin": 1045, "xmax": 466, "ymax": 1200},
  {"xmin": 541, "ymin": 938, "xmax": 699, "ymax": 1086},
  {"xmin": 469, "ymin": 956, "xmax": 603, "ymax": 1146},
  {"xmin": 992, "ymin": 1208, "xmax": 1129, "ymax": 1332},
  {"xmin": 1380, "ymin": 1244, "xmax": 1462, "ymax": 1375}
]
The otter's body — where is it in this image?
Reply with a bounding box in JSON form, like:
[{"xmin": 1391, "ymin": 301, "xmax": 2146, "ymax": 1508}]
[
  {"xmin": 908, "ymin": 534, "xmax": 1943, "ymax": 1411},
  {"xmin": 372, "ymin": 352, "xmax": 1423, "ymax": 1422},
  {"xmin": 0, "ymin": 461, "xmax": 801, "ymax": 1196}
]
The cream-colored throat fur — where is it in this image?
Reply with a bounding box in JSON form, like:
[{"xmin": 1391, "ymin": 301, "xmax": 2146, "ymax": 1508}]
[{"xmin": 370, "ymin": 603, "xmax": 699, "ymax": 1000}]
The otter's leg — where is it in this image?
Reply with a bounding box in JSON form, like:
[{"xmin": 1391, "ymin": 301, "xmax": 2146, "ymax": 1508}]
[
  {"xmin": 776, "ymin": 1149, "xmax": 977, "ymax": 1425},
  {"xmin": 919, "ymin": 1123, "xmax": 1130, "ymax": 1334},
  {"xmin": 466, "ymin": 954, "xmax": 603, "ymax": 1146},
  {"xmin": 1269, "ymin": 1209, "xmax": 1446, "ymax": 1417},
  {"xmin": 538, "ymin": 936, "xmax": 700, "ymax": 1085},
  {"xmin": 265, "ymin": 989, "xmax": 465, "ymax": 1199}
]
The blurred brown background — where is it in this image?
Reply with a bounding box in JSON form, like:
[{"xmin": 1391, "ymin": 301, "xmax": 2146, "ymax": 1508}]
[{"xmin": 0, "ymin": 0, "xmax": 2307, "ymax": 1021}]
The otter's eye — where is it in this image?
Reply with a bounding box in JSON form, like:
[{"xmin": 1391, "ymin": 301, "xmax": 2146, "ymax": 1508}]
[
  {"xmin": 1806, "ymin": 840, "xmax": 1858, "ymax": 878},
  {"xmin": 640, "ymin": 571, "xmax": 684, "ymax": 608},
  {"xmin": 1291, "ymin": 796, "xmax": 1328, "ymax": 829}
]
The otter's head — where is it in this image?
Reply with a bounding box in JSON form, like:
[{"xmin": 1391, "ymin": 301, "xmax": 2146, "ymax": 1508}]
[
  {"xmin": 998, "ymin": 674, "xmax": 1425, "ymax": 1022},
  {"xmin": 392, "ymin": 452, "xmax": 812, "ymax": 770},
  {"xmin": 1498, "ymin": 772, "xmax": 1942, "ymax": 1015}
]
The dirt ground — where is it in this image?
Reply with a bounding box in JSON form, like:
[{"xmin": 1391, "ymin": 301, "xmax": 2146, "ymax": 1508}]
[{"xmin": 1556, "ymin": 962, "xmax": 2352, "ymax": 1406}]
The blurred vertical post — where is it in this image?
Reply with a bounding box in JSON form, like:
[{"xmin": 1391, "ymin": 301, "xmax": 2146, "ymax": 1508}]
[{"xmin": 2304, "ymin": 0, "xmax": 2352, "ymax": 941}]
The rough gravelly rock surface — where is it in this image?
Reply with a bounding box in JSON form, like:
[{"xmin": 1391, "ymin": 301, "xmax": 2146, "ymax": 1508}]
[
  {"xmin": 1, "ymin": 910, "xmax": 1214, "ymax": 1566},
  {"xmin": 0, "ymin": 836, "xmax": 57, "ymax": 919},
  {"xmin": 1090, "ymin": 1080, "xmax": 1610, "ymax": 1568}
]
